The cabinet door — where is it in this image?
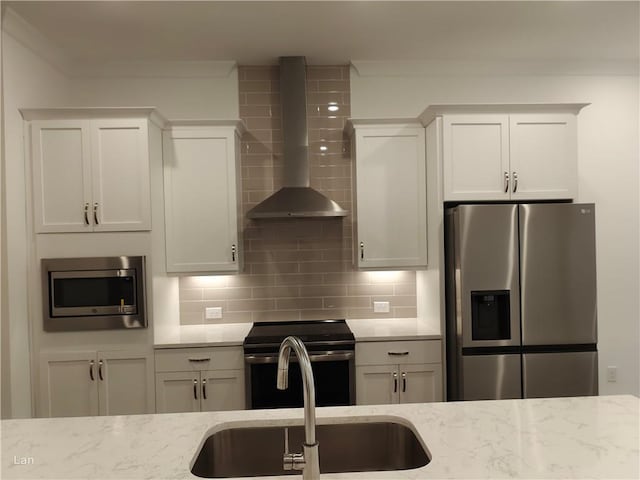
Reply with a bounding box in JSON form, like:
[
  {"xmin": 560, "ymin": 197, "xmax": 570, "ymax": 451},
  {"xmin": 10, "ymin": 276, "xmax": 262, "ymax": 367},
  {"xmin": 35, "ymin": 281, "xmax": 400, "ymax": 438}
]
[
  {"xmin": 509, "ymin": 114, "xmax": 577, "ymax": 200},
  {"xmin": 163, "ymin": 128, "xmax": 240, "ymax": 273},
  {"xmin": 91, "ymin": 119, "xmax": 151, "ymax": 231},
  {"xmin": 155, "ymin": 372, "xmax": 200, "ymax": 413},
  {"xmin": 200, "ymin": 369, "xmax": 246, "ymax": 411},
  {"xmin": 98, "ymin": 350, "xmax": 155, "ymax": 416},
  {"xmin": 354, "ymin": 126, "xmax": 427, "ymax": 268},
  {"xmin": 38, "ymin": 351, "xmax": 98, "ymax": 417},
  {"xmin": 399, "ymin": 364, "xmax": 443, "ymax": 404},
  {"xmin": 31, "ymin": 120, "xmax": 92, "ymax": 233},
  {"xmin": 355, "ymin": 365, "xmax": 398, "ymax": 405},
  {"xmin": 442, "ymin": 114, "xmax": 510, "ymax": 201}
]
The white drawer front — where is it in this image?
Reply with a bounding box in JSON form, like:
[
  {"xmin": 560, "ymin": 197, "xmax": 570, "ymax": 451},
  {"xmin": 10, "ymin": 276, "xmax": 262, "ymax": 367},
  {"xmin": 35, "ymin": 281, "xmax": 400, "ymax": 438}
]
[
  {"xmin": 155, "ymin": 346, "xmax": 244, "ymax": 372},
  {"xmin": 356, "ymin": 340, "xmax": 441, "ymax": 366}
]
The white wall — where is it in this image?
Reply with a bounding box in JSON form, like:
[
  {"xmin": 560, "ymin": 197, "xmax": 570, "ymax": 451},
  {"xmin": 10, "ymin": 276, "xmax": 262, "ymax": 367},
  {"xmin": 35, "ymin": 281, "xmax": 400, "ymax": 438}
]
[
  {"xmin": 2, "ymin": 29, "xmax": 71, "ymax": 417},
  {"xmin": 68, "ymin": 62, "xmax": 239, "ymax": 120},
  {"xmin": 351, "ymin": 63, "xmax": 640, "ymax": 396}
]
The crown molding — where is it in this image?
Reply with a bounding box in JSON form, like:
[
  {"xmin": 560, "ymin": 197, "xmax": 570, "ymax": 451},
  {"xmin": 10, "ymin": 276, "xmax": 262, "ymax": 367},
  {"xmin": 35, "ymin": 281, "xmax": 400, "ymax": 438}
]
[
  {"xmin": 19, "ymin": 107, "xmax": 169, "ymax": 128},
  {"xmin": 419, "ymin": 103, "xmax": 591, "ymax": 126},
  {"xmin": 2, "ymin": 7, "xmax": 72, "ymax": 76},
  {"xmin": 351, "ymin": 59, "xmax": 639, "ymax": 77}
]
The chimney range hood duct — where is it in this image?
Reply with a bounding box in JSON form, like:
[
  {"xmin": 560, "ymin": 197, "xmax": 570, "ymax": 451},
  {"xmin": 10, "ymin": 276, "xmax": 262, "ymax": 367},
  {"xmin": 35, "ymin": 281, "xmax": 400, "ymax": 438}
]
[{"xmin": 246, "ymin": 57, "xmax": 347, "ymax": 219}]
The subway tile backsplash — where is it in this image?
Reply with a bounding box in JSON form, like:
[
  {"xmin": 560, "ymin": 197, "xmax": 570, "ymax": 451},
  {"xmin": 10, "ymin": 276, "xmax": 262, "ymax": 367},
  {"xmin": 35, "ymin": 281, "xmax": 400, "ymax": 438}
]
[{"xmin": 178, "ymin": 65, "xmax": 417, "ymax": 324}]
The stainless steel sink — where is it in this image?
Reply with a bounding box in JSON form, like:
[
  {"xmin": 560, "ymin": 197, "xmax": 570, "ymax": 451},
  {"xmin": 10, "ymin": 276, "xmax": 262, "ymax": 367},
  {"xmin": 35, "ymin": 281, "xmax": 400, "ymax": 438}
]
[{"xmin": 191, "ymin": 421, "xmax": 430, "ymax": 478}]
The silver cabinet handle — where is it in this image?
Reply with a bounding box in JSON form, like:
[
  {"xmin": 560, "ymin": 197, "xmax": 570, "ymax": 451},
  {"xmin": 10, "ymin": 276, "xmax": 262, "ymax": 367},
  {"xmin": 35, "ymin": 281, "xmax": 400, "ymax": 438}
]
[
  {"xmin": 512, "ymin": 171, "xmax": 518, "ymax": 193},
  {"xmin": 360, "ymin": 242, "xmax": 364, "ymax": 260},
  {"xmin": 188, "ymin": 357, "xmax": 210, "ymax": 363},
  {"xmin": 388, "ymin": 351, "xmax": 409, "ymax": 356},
  {"xmin": 83, "ymin": 203, "xmax": 90, "ymax": 225},
  {"xmin": 402, "ymin": 372, "xmax": 407, "ymax": 393},
  {"xmin": 504, "ymin": 171, "xmax": 510, "ymax": 193},
  {"xmin": 231, "ymin": 244, "xmax": 236, "ymax": 262},
  {"xmin": 93, "ymin": 203, "xmax": 99, "ymax": 225},
  {"xmin": 202, "ymin": 379, "xmax": 207, "ymax": 400},
  {"xmin": 193, "ymin": 379, "xmax": 198, "ymax": 400},
  {"xmin": 98, "ymin": 360, "xmax": 104, "ymax": 381},
  {"xmin": 393, "ymin": 372, "xmax": 398, "ymax": 393},
  {"xmin": 89, "ymin": 360, "xmax": 95, "ymax": 381}
]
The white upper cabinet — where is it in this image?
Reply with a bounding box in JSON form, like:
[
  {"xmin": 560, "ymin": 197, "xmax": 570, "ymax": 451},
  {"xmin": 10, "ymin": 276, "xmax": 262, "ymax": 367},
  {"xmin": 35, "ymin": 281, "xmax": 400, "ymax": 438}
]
[
  {"xmin": 421, "ymin": 104, "xmax": 587, "ymax": 202},
  {"xmin": 509, "ymin": 114, "xmax": 577, "ymax": 200},
  {"xmin": 442, "ymin": 114, "xmax": 510, "ymax": 200},
  {"xmin": 348, "ymin": 120, "xmax": 427, "ymax": 269},
  {"xmin": 162, "ymin": 122, "xmax": 244, "ymax": 274},
  {"xmin": 90, "ymin": 119, "xmax": 151, "ymax": 231},
  {"xmin": 24, "ymin": 109, "xmax": 163, "ymax": 233}
]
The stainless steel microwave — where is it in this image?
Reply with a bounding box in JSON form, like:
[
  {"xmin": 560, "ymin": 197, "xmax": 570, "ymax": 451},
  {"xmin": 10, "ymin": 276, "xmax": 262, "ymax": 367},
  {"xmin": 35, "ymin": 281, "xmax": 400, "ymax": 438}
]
[{"xmin": 41, "ymin": 256, "xmax": 147, "ymax": 332}]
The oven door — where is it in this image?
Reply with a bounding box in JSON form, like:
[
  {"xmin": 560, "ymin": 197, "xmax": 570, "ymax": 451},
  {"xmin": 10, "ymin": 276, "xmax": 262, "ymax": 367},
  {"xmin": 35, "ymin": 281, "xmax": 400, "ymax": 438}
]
[{"xmin": 245, "ymin": 352, "xmax": 355, "ymax": 409}]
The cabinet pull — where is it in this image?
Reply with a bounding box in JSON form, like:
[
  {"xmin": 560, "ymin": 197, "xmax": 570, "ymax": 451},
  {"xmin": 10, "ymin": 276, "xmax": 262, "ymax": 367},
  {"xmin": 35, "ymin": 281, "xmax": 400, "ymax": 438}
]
[
  {"xmin": 89, "ymin": 360, "xmax": 95, "ymax": 381},
  {"xmin": 360, "ymin": 242, "xmax": 364, "ymax": 260},
  {"xmin": 188, "ymin": 357, "xmax": 210, "ymax": 363},
  {"xmin": 202, "ymin": 379, "xmax": 207, "ymax": 400},
  {"xmin": 231, "ymin": 244, "xmax": 236, "ymax": 262},
  {"xmin": 512, "ymin": 172, "xmax": 518, "ymax": 193},
  {"xmin": 388, "ymin": 351, "xmax": 409, "ymax": 356},
  {"xmin": 93, "ymin": 203, "xmax": 99, "ymax": 225},
  {"xmin": 98, "ymin": 360, "xmax": 104, "ymax": 381},
  {"xmin": 402, "ymin": 372, "xmax": 407, "ymax": 393},
  {"xmin": 504, "ymin": 171, "xmax": 510, "ymax": 193},
  {"xmin": 393, "ymin": 372, "xmax": 398, "ymax": 393},
  {"xmin": 193, "ymin": 379, "xmax": 198, "ymax": 400},
  {"xmin": 83, "ymin": 203, "xmax": 90, "ymax": 225}
]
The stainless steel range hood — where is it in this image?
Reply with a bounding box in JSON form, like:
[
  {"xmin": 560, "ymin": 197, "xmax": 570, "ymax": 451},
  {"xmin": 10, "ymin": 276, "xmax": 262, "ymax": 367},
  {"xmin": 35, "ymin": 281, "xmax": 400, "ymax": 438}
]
[{"xmin": 247, "ymin": 57, "xmax": 347, "ymax": 219}]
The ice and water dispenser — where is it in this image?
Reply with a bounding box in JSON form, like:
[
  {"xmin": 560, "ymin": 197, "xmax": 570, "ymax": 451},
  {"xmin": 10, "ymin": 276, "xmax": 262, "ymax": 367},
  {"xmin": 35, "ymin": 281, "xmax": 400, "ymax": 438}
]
[{"xmin": 470, "ymin": 290, "xmax": 511, "ymax": 341}]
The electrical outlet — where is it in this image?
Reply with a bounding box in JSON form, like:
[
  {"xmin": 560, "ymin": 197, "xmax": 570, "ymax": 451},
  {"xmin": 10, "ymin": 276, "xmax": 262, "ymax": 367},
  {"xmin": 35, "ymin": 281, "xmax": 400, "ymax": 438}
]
[
  {"xmin": 373, "ymin": 301, "xmax": 390, "ymax": 313},
  {"xmin": 205, "ymin": 307, "xmax": 223, "ymax": 320},
  {"xmin": 606, "ymin": 366, "xmax": 617, "ymax": 383}
]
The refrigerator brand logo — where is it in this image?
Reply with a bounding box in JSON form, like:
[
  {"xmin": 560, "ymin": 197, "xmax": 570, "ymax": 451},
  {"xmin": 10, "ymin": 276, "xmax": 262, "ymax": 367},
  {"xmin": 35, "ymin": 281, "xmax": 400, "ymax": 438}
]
[{"xmin": 580, "ymin": 208, "xmax": 592, "ymax": 214}]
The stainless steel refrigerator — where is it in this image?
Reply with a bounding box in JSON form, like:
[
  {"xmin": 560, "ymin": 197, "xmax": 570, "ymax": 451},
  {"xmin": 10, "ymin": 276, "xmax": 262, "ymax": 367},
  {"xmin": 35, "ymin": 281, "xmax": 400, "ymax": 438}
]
[{"xmin": 445, "ymin": 203, "xmax": 598, "ymax": 401}]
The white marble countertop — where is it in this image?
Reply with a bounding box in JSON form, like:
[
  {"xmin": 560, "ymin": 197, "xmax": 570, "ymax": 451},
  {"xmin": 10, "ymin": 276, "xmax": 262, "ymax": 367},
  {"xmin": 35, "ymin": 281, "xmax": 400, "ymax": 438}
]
[
  {"xmin": 2, "ymin": 395, "xmax": 638, "ymax": 479},
  {"xmin": 154, "ymin": 318, "xmax": 440, "ymax": 349},
  {"xmin": 154, "ymin": 323, "xmax": 252, "ymax": 349},
  {"xmin": 346, "ymin": 318, "xmax": 441, "ymax": 341}
]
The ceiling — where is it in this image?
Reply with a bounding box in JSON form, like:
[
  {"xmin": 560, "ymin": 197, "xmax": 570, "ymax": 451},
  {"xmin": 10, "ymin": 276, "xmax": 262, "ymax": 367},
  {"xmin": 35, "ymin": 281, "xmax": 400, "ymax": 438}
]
[{"xmin": 4, "ymin": 1, "xmax": 639, "ymax": 65}]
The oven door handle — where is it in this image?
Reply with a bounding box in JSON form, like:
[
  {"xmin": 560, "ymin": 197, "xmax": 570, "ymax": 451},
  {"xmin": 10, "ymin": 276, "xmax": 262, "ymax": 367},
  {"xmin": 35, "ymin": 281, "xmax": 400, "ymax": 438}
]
[{"xmin": 244, "ymin": 352, "xmax": 354, "ymax": 364}]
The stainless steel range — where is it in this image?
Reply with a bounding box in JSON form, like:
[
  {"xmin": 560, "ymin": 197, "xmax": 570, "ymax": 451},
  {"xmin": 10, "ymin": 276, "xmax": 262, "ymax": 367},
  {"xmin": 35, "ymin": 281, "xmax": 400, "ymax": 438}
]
[{"xmin": 243, "ymin": 320, "xmax": 355, "ymax": 409}]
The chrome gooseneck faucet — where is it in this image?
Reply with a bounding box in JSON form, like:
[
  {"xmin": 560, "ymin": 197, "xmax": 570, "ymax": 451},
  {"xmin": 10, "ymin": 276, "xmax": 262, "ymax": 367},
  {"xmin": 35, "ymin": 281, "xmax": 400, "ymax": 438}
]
[{"xmin": 277, "ymin": 336, "xmax": 320, "ymax": 480}]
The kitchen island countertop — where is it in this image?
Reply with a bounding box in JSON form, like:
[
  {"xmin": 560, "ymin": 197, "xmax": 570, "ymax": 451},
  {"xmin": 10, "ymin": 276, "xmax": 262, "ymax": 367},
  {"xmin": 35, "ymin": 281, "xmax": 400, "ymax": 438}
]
[{"xmin": 2, "ymin": 395, "xmax": 638, "ymax": 479}]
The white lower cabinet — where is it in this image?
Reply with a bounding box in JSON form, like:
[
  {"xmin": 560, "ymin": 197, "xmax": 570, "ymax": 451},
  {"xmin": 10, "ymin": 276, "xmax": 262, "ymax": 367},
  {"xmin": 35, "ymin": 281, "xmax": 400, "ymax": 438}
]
[
  {"xmin": 154, "ymin": 346, "xmax": 245, "ymax": 413},
  {"xmin": 355, "ymin": 340, "xmax": 443, "ymax": 405},
  {"xmin": 38, "ymin": 349, "xmax": 155, "ymax": 418}
]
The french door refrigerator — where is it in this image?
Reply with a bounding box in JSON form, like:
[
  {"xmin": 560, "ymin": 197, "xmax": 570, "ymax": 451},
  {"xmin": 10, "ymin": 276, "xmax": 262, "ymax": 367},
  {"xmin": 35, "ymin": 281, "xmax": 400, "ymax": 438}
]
[{"xmin": 445, "ymin": 203, "xmax": 598, "ymax": 401}]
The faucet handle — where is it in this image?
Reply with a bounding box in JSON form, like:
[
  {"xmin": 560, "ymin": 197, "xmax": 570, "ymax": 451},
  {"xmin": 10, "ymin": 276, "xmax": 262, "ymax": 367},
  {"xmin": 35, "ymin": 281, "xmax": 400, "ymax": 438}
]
[{"xmin": 282, "ymin": 427, "xmax": 306, "ymax": 471}]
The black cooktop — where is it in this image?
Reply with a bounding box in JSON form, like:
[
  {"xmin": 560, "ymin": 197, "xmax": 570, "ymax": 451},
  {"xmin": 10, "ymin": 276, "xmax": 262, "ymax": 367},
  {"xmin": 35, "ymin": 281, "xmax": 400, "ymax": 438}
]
[{"xmin": 243, "ymin": 320, "xmax": 355, "ymax": 351}]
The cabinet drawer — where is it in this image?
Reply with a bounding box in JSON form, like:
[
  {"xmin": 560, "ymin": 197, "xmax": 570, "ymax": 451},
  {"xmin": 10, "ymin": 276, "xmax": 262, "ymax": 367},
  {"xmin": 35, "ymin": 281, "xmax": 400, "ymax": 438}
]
[
  {"xmin": 155, "ymin": 346, "xmax": 244, "ymax": 372},
  {"xmin": 356, "ymin": 340, "xmax": 441, "ymax": 366}
]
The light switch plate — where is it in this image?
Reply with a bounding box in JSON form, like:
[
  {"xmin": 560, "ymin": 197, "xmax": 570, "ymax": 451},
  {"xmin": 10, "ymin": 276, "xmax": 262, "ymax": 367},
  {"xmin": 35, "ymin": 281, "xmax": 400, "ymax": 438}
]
[
  {"xmin": 373, "ymin": 301, "xmax": 390, "ymax": 313},
  {"xmin": 205, "ymin": 307, "xmax": 223, "ymax": 319}
]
